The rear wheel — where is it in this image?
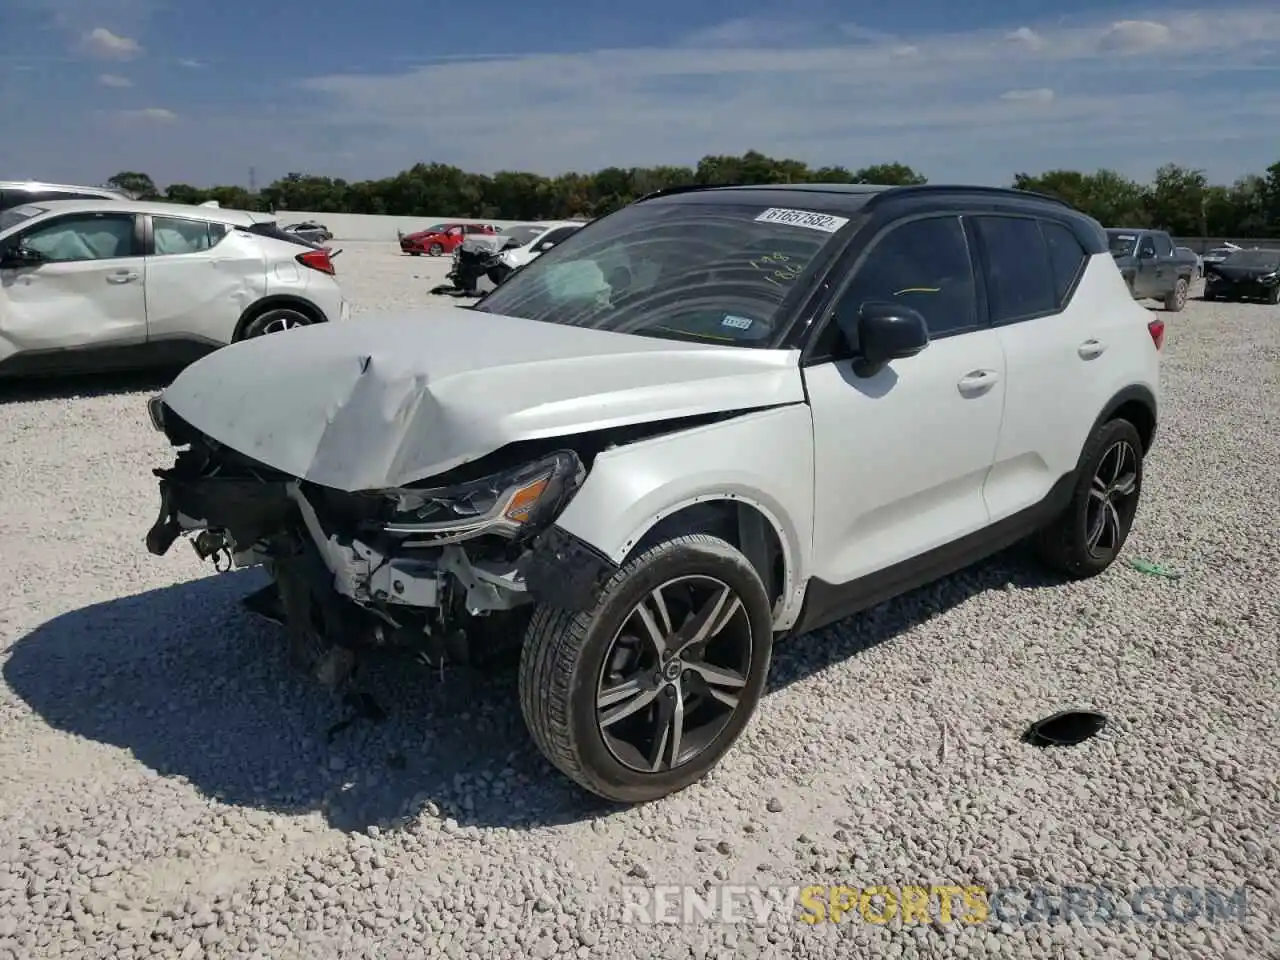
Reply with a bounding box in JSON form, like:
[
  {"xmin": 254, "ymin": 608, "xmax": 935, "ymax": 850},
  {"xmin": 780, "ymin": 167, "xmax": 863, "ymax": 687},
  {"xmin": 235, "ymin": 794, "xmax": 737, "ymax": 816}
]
[
  {"xmin": 1164, "ymin": 277, "xmax": 1188, "ymax": 312},
  {"xmin": 240, "ymin": 306, "xmax": 314, "ymax": 339},
  {"xmin": 519, "ymin": 534, "xmax": 774, "ymax": 803},
  {"xmin": 1035, "ymin": 419, "xmax": 1144, "ymax": 580}
]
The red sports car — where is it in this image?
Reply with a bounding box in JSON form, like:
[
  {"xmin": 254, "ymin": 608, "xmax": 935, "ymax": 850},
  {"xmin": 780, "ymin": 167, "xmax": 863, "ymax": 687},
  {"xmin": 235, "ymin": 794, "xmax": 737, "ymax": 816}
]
[{"xmin": 398, "ymin": 222, "xmax": 496, "ymax": 256}]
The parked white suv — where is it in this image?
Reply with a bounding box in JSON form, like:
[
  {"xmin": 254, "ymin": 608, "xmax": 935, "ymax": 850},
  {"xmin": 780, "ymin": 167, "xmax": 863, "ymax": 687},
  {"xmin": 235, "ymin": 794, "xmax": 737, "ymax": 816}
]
[
  {"xmin": 143, "ymin": 183, "xmax": 1161, "ymax": 803},
  {"xmin": 0, "ymin": 199, "xmax": 349, "ymax": 378}
]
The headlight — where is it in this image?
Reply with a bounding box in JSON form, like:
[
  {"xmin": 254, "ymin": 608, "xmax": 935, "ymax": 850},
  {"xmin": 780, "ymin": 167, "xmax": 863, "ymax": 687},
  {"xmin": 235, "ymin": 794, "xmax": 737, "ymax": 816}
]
[
  {"xmin": 1260, "ymin": 272, "xmax": 1278, "ymax": 283},
  {"xmin": 379, "ymin": 450, "xmax": 585, "ymax": 545}
]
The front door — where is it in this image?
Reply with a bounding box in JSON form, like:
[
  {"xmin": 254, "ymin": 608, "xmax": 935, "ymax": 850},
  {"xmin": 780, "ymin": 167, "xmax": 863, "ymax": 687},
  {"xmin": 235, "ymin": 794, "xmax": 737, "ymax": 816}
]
[
  {"xmin": 0, "ymin": 211, "xmax": 146, "ymax": 358},
  {"xmin": 804, "ymin": 214, "xmax": 1006, "ymax": 588}
]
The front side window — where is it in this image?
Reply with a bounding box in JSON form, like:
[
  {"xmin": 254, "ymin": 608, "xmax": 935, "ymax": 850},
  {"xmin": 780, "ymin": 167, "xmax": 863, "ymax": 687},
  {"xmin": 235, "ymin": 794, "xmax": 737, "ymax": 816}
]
[
  {"xmin": 18, "ymin": 213, "xmax": 137, "ymax": 262},
  {"xmin": 832, "ymin": 215, "xmax": 978, "ymax": 340},
  {"xmin": 152, "ymin": 216, "xmax": 226, "ymax": 255},
  {"xmin": 974, "ymin": 215, "xmax": 1056, "ymax": 323},
  {"xmin": 1138, "ymin": 235, "xmax": 1156, "ymax": 258},
  {"xmin": 537, "ymin": 226, "xmax": 579, "ymax": 249},
  {"xmin": 475, "ymin": 199, "xmax": 857, "ymax": 347},
  {"xmin": 1153, "ymin": 233, "xmax": 1174, "ymax": 257}
]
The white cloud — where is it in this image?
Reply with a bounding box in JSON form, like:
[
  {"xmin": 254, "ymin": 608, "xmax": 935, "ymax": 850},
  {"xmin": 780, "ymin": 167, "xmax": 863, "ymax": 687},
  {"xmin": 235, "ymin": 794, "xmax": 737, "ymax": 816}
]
[
  {"xmin": 97, "ymin": 72, "xmax": 132, "ymax": 87},
  {"xmin": 1000, "ymin": 88, "xmax": 1055, "ymax": 103},
  {"xmin": 1100, "ymin": 20, "xmax": 1173, "ymax": 53},
  {"xmin": 1006, "ymin": 27, "xmax": 1045, "ymax": 51},
  {"xmin": 116, "ymin": 106, "xmax": 176, "ymax": 122},
  {"xmin": 177, "ymin": 58, "xmax": 204, "ymax": 68},
  {"xmin": 80, "ymin": 26, "xmax": 141, "ymax": 60}
]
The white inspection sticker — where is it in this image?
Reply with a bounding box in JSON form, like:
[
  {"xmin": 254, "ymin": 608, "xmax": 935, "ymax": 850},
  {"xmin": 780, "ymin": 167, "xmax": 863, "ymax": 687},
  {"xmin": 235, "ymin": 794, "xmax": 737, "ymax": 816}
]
[
  {"xmin": 722, "ymin": 314, "xmax": 754, "ymax": 330},
  {"xmin": 754, "ymin": 207, "xmax": 850, "ymax": 233}
]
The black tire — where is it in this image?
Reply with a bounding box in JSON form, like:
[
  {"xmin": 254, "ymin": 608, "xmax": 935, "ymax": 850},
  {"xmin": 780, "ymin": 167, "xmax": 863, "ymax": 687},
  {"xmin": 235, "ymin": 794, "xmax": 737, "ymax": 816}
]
[
  {"xmin": 487, "ymin": 264, "xmax": 513, "ymax": 287},
  {"xmin": 1034, "ymin": 419, "xmax": 1144, "ymax": 580},
  {"xmin": 1269, "ymin": 285, "xmax": 1280, "ymax": 305},
  {"xmin": 1164, "ymin": 277, "xmax": 1188, "ymax": 312},
  {"xmin": 428, "ymin": 242, "xmax": 444, "ymax": 257},
  {"xmin": 239, "ymin": 306, "xmax": 315, "ymax": 339},
  {"xmin": 408, "ymin": 251, "xmax": 422, "ymax": 257},
  {"xmin": 519, "ymin": 534, "xmax": 774, "ymax": 803}
]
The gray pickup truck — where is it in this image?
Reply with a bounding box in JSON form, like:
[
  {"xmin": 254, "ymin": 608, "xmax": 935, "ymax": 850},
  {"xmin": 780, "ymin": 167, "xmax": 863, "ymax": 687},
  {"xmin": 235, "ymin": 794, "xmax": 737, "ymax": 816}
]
[{"xmin": 1107, "ymin": 227, "xmax": 1194, "ymax": 312}]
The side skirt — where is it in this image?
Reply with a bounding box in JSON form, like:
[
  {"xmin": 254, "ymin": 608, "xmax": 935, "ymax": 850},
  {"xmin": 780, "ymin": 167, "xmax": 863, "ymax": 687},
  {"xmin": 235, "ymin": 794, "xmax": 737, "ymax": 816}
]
[{"xmin": 787, "ymin": 472, "xmax": 1075, "ymax": 638}]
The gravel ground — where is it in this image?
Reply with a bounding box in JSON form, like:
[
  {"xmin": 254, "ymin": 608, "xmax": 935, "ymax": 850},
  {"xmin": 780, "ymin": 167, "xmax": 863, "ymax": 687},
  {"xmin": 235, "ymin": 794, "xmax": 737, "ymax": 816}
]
[{"xmin": 0, "ymin": 243, "xmax": 1276, "ymax": 960}]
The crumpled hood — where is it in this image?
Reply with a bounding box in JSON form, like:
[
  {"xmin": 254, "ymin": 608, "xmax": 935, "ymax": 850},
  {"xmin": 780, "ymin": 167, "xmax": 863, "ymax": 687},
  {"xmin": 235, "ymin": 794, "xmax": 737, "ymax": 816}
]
[{"xmin": 160, "ymin": 306, "xmax": 805, "ymax": 492}]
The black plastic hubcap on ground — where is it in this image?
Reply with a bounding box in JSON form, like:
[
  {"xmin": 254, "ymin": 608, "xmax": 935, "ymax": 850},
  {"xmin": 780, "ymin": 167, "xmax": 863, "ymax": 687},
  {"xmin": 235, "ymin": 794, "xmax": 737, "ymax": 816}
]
[
  {"xmin": 595, "ymin": 575, "xmax": 753, "ymax": 774},
  {"xmin": 1087, "ymin": 440, "xmax": 1139, "ymax": 557}
]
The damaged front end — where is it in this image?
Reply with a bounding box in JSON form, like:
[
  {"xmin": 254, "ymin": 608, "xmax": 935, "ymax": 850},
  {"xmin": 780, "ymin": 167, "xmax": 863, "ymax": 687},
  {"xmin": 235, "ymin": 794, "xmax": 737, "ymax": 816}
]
[{"xmin": 143, "ymin": 397, "xmax": 609, "ymax": 686}]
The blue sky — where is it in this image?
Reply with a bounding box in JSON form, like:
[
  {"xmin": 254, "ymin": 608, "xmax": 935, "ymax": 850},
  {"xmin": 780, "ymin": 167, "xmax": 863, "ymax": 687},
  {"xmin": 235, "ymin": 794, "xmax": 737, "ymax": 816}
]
[{"xmin": 2, "ymin": 0, "xmax": 1279, "ymax": 190}]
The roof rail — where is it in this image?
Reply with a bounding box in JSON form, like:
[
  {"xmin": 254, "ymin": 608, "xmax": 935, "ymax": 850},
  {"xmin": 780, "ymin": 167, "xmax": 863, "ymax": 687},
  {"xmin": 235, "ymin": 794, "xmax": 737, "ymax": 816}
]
[{"xmin": 876, "ymin": 183, "xmax": 1074, "ymax": 209}]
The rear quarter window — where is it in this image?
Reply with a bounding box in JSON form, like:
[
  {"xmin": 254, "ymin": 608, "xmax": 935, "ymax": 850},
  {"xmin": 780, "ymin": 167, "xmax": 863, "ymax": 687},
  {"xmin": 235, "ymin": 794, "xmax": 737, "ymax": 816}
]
[{"xmin": 1040, "ymin": 220, "xmax": 1089, "ymax": 305}]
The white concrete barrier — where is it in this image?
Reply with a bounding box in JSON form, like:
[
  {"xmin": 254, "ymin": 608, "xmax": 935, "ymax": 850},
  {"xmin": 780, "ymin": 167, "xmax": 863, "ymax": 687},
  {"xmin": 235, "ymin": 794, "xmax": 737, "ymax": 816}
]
[{"xmin": 272, "ymin": 211, "xmax": 539, "ymax": 242}]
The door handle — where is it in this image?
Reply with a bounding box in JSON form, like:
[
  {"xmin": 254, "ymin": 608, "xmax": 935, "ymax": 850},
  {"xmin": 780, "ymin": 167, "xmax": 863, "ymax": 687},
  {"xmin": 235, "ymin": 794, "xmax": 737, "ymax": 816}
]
[
  {"xmin": 956, "ymin": 369, "xmax": 1000, "ymax": 396},
  {"xmin": 1078, "ymin": 339, "xmax": 1108, "ymax": 360},
  {"xmin": 106, "ymin": 271, "xmax": 139, "ymax": 284}
]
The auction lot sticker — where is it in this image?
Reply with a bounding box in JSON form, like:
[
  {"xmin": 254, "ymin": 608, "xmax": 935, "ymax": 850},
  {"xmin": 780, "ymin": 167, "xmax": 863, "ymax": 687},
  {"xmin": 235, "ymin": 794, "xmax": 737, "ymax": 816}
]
[{"xmin": 754, "ymin": 208, "xmax": 850, "ymax": 233}]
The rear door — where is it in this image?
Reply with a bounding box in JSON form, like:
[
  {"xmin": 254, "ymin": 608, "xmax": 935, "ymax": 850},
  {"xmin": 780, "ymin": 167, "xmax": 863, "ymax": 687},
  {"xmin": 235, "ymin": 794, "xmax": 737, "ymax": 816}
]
[
  {"xmin": 0, "ymin": 210, "xmax": 146, "ymax": 354},
  {"xmin": 144, "ymin": 215, "xmax": 264, "ymax": 345},
  {"xmin": 978, "ymin": 215, "xmax": 1120, "ymax": 521}
]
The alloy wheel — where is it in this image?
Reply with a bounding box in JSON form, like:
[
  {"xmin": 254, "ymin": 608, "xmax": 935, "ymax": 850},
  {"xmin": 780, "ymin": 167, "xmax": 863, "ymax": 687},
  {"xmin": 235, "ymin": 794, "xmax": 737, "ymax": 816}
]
[
  {"xmin": 260, "ymin": 314, "xmax": 307, "ymax": 334},
  {"xmin": 1176, "ymin": 281, "xmax": 1188, "ymax": 309},
  {"xmin": 595, "ymin": 575, "xmax": 753, "ymax": 774},
  {"xmin": 1086, "ymin": 440, "xmax": 1140, "ymax": 558}
]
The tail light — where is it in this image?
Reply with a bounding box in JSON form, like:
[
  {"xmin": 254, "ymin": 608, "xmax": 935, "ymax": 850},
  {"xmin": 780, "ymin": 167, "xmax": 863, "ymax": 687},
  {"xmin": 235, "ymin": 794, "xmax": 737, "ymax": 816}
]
[
  {"xmin": 1147, "ymin": 318, "xmax": 1165, "ymax": 350},
  {"xmin": 296, "ymin": 249, "xmax": 334, "ymax": 275}
]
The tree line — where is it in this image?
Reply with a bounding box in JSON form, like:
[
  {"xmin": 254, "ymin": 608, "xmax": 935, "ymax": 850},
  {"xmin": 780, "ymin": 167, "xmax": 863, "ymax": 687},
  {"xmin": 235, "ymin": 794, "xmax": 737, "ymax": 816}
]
[{"xmin": 106, "ymin": 152, "xmax": 1280, "ymax": 238}]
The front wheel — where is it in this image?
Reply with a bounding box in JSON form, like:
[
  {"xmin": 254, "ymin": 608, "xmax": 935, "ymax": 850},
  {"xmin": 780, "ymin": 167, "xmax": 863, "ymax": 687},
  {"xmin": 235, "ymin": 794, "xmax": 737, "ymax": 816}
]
[
  {"xmin": 1034, "ymin": 419, "xmax": 1144, "ymax": 579},
  {"xmin": 519, "ymin": 534, "xmax": 774, "ymax": 803},
  {"xmin": 1269, "ymin": 285, "xmax": 1280, "ymax": 305},
  {"xmin": 428, "ymin": 242, "xmax": 444, "ymax": 257}
]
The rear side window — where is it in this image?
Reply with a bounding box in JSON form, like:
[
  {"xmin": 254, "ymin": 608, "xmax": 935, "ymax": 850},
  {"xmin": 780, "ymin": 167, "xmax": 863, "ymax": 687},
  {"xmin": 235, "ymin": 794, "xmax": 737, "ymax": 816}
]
[
  {"xmin": 152, "ymin": 216, "xmax": 227, "ymax": 255},
  {"xmin": 1040, "ymin": 220, "xmax": 1089, "ymax": 305},
  {"xmin": 974, "ymin": 216, "xmax": 1056, "ymax": 323}
]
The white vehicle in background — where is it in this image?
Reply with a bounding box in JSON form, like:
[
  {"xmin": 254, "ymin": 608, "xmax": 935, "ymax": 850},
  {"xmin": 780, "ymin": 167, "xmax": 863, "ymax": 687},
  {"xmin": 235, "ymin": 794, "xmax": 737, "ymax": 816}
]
[
  {"xmin": 0, "ymin": 199, "xmax": 349, "ymax": 378},
  {"xmin": 495, "ymin": 221, "xmax": 586, "ymax": 272},
  {"xmin": 0, "ymin": 179, "xmax": 130, "ymax": 213}
]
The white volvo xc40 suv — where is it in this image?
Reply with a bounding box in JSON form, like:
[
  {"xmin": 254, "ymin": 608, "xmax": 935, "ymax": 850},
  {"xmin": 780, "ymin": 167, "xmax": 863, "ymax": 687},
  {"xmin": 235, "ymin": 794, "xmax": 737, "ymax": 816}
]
[{"xmin": 143, "ymin": 183, "xmax": 1161, "ymax": 803}]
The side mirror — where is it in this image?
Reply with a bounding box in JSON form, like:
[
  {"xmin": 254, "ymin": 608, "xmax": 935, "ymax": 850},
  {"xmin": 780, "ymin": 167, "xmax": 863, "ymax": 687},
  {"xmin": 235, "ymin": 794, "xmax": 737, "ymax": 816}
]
[
  {"xmin": 0, "ymin": 243, "xmax": 47, "ymax": 269},
  {"xmin": 849, "ymin": 302, "xmax": 930, "ymax": 377}
]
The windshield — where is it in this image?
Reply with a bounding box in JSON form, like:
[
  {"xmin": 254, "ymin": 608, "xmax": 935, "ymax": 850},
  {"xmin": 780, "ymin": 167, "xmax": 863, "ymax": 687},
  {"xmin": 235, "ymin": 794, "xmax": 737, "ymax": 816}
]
[
  {"xmin": 0, "ymin": 204, "xmax": 47, "ymax": 232},
  {"xmin": 501, "ymin": 225, "xmax": 545, "ymax": 247},
  {"xmin": 474, "ymin": 199, "xmax": 852, "ymax": 346},
  {"xmin": 1224, "ymin": 249, "xmax": 1280, "ymax": 269},
  {"xmin": 1107, "ymin": 231, "xmax": 1137, "ymax": 257}
]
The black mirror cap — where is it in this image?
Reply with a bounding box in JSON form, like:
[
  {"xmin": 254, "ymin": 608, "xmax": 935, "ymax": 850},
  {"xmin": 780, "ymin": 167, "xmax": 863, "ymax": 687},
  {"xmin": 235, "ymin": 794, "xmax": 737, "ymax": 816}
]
[{"xmin": 851, "ymin": 301, "xmax": 930, "ymax": 377}]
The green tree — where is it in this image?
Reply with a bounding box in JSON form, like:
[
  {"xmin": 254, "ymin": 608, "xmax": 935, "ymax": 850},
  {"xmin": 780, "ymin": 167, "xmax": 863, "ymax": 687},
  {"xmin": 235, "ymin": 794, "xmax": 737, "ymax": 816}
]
[
  {"xmin": 107, "ymin": 171, "xmax": 159, "ymax": 200},
  {"xmin": 102, "ymin": 153, "xmax": 1280, "ymax": 236}
]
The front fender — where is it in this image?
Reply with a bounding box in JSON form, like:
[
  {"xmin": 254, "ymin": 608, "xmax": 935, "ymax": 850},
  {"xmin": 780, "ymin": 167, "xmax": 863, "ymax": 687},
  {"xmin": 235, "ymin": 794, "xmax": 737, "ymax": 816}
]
[{"xmin": 553, "ymin": 403, "xmax": 816, "ymax": 630}]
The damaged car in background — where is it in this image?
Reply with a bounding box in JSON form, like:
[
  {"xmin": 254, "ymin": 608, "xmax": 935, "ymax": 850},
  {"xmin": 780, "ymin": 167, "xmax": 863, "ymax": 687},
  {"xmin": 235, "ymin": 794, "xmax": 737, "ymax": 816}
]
[{"xmin": 143, "ymin": 182, "xmax": 1160, "ymax": 803}]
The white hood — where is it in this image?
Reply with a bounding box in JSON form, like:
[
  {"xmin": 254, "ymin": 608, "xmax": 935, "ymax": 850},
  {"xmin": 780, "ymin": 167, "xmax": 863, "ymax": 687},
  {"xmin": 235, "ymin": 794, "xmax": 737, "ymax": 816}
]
[{"xmin": 160, "ymin": 306, "xmax": 805, "ymax": 491}]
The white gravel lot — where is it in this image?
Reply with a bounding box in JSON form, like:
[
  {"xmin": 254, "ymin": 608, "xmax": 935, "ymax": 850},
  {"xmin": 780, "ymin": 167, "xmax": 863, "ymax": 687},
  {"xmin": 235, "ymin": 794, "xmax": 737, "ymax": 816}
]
[{"xmin": 0, "ymin": 241, "xmax": 1277, "ymax": 960}]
